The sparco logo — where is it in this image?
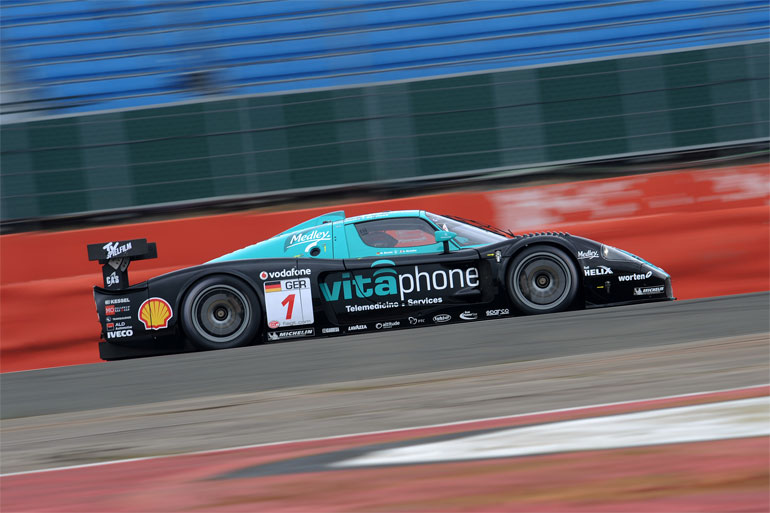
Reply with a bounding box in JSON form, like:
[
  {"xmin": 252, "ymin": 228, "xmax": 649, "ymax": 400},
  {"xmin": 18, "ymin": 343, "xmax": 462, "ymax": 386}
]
[
  {"xmin": 578, "ymin": 250, "xmax": 599, "ymax": 260},
  {"xmin": 433, "ymin": 314, "xmax": 451, "ymax": 323},
  {"xmin": 106, "ymin": 329, "xmax": 133, "ymax": 339},
  {"xmin": 260, "ymin": 268, "xmax": 311, "ymax": 280},
  {"xmin": 103, "ymin": 241, "xmax": 132, "ymax": 259},
  {"xmin": 486, "ymin": 309, "xmax": 510, "ymax": 316},
  {"xmin": 584, "ymin": 266, "xmax": 613, "ymax": 276},
  {"xmin": 321, "ymin": 265, "xmax": 480, "ymax": 302},
  {"xmin": 285, "ymin": 229, "xmax": 331, "ymax": 250},
  {"xmin": 106, "ymin": 271, "xmax": 120, "ymax": 286},
  {"xmin": 618, "ymin": 271, "xmax": 653, "ymax": 282},
  {"xmin": 376, "ymin": 321, "xmax": 400, "ymax": 329}
]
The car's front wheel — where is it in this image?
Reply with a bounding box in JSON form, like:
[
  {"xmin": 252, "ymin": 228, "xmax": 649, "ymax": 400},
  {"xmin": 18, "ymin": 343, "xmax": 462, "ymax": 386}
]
[
  {"xmin": 507, "ymin": 246, "xmax": 579, "ymax": 315},
  {"xmin": 182, "ymin": 275, "xmax": 261, "ymax": 350}
]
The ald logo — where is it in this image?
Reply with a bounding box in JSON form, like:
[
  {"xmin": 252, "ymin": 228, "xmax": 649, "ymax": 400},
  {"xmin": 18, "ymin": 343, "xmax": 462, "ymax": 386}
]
[{"xmin": 320, "ymin": 265, "xmax": 480, "ymax": 302}]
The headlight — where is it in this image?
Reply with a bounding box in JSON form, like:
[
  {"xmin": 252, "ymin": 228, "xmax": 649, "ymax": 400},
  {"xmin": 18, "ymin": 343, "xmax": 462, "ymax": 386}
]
[{"xmin": 601, "ymin": 244, "xmax": 629, "ymax": 261}]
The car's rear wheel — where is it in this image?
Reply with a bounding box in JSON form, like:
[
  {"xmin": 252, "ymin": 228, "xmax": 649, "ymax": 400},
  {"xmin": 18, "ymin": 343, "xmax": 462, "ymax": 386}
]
[
  {"xmin": 182, "ymin": 275, "xmax": 260, "ymax": 350},
  {"xmin": 507, "ymin": 246, "xmax": 579, "ymax": 314}
]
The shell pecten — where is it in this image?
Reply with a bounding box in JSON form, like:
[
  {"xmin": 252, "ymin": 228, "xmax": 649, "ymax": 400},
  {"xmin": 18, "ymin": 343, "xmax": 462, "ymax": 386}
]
[{"xmin": 139, "ymin": 297, "xmax": 173, "ymax": 330}]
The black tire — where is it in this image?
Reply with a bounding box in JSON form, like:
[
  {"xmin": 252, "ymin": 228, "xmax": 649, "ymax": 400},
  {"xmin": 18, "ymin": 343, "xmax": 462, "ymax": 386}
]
[
  {"xmin": 181, "ymin": 275, "xmax": 261, "ymax": 350},
  {"xmin": 507, "ymin": 246, "xmax": 579, "ymax": 315}
]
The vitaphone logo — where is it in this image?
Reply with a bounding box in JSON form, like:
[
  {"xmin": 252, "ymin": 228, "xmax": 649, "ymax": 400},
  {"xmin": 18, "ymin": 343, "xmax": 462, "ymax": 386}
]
[
  {"xmin": 320, "ymin": 265, "xmax": 480, "ymax": 302},
  {"xmin": 285, "ymin": 229, "xmax": 331, "ymax": 250}
]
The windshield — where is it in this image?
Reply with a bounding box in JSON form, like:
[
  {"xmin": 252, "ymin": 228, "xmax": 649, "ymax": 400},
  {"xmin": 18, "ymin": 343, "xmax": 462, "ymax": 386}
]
[{"xmin": 426, "ymin": 213, "xmax": 510, "ymax": 247}]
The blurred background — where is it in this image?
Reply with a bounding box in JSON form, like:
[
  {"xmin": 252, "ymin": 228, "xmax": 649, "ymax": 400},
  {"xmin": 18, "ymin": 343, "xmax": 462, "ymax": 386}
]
[
  {"xmin": 1, "ymin": 3, "xmax": 769, "ymax": 510},
  {"xmin": 0, "ymin": 0, "xmax": 767, "ymax": 229}
]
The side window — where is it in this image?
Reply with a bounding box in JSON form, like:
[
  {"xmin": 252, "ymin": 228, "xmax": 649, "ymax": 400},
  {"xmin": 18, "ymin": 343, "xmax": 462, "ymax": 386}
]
[{"xmin": 354, "ymin": 218, "xmax": 437, "ymax": 248}]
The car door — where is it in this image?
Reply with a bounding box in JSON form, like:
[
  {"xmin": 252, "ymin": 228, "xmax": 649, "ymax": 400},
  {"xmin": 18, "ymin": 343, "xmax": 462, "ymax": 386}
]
[{"xmin": 318, "ymin": 216, "xmax": 492, "ymax": 329}]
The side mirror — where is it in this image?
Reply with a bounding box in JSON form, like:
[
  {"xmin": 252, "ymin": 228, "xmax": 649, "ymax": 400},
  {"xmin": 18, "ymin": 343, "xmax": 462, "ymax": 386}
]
[{"xmin": 435, "ymin": 230, "xmax": 457, "ymax": 254}]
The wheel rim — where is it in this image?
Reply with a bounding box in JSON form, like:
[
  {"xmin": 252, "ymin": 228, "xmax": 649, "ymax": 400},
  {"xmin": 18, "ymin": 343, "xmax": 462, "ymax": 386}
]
[
  {"xmin": 190, "ymin": 284, "xmax": 251, "ymax": 343},
  {"xmin": 513, "ymin": 252, "xmax": 572, "ymax": 310}
]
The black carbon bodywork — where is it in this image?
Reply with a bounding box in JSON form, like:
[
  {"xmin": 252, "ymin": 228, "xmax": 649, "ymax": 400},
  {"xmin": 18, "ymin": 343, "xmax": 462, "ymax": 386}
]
[{"xmin": 93, "ymin": 233, "xmax": 674, "ymax": 360}]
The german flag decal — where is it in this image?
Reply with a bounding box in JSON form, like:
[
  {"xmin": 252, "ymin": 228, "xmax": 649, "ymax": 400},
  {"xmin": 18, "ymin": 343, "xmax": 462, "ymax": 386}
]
[{"xmin": 264, "ymin": 281, "xmax": 282, "ymax": 293}]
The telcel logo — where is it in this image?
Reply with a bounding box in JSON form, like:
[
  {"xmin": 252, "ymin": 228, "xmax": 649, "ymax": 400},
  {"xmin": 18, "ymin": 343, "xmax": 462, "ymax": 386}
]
[{"xmin": 321, "ymin": 265, "xmax": 480, "ymax": 302}]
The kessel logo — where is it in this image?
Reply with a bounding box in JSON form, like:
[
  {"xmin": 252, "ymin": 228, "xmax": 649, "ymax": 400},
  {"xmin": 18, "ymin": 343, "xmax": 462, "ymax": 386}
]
[{"xmin": 433, "ymin": 314, "xmax": 451, "ymax": 323}]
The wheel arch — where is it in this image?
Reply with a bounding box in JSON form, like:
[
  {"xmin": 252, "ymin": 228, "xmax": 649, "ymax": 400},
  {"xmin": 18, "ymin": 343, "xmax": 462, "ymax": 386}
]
[
  {"xmin": 176, "ymin": 270, "xmax": 265, "ymax": 347},
  {"xmin": 505, "ymin": 239, "xmax": 584, "ymax": 311}
]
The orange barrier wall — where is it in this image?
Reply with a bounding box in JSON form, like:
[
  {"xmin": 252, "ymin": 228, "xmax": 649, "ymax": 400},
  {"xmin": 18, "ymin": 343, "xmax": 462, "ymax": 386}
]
[{"xmin": 1, "ymin": 164, "xmax": 767, "ymax": 372}]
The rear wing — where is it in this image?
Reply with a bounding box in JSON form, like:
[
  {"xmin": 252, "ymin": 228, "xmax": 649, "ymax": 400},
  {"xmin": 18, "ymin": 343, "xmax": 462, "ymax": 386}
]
[{"xmin": 87, "ymin": 239, "xmax": 157, "ymax": 290}]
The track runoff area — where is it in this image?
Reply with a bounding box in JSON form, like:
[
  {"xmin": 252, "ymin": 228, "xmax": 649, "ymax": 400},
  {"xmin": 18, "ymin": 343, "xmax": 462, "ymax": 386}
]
[{"xmin": 2, "ymin": 385, "xmax": 767, "ymax": 512}]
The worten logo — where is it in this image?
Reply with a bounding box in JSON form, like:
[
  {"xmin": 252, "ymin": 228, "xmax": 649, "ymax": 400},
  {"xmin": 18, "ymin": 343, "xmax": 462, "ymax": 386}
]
[
  {"xmin": 618, "ymin": 271, "xmax": 653, "ymax": 282},
  {"xmin": 259, "ymin": 268, "xmax": 311, "ymax": 280},
  {"xmin": 284, "ymin": 229, "xmax": 331, "ymax": 251},
  {"xmin": 103, "ymin": 241, "xmax": 132, "ymax": 259},
  {"xmin": 321, "ymin": 265, "xmax": 480, "ymax": 302}
]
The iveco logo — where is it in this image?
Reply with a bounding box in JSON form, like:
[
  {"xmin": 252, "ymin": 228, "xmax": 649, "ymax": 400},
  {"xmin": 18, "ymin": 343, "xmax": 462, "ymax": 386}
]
[
  {"xmin": 433, "ymin": 314, "xmax": 451, "ymax": 323},
  {"xmin": 106, "ymin": 329, "xmax": 133, "ymax": 339}
]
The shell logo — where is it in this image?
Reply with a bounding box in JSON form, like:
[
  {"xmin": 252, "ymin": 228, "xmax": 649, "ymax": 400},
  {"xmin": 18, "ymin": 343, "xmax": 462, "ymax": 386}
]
[{"xmin": 139, "ymin": 297, "xmax": 173, "ymax": 330}]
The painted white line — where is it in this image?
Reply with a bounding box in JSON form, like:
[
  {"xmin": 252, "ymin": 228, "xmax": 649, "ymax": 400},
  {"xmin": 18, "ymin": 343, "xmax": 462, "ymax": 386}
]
[
  {"xmin": 1, "ymin": 383, "xmax": 767, "ymax": 477},
  {"xmin": 333, "ymin": 397, "xmax": 770, "ymax": 468}
]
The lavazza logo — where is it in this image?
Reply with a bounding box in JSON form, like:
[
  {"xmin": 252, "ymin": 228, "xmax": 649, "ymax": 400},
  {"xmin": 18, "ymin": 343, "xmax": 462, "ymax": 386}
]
[
  {"xmin": 259, "ymin": 268, "xmax": 311, "ymax": 280},
  {"xmin": 618, "ymin": 271, "xmax": 653, "ymax": 282},
  {"xmin": 103, "ymin": 241, "xmax": 132, "ymax": 259},
  {"xmin": 321, "ymin": 265, "xmax": 480, "ymax": 307}
]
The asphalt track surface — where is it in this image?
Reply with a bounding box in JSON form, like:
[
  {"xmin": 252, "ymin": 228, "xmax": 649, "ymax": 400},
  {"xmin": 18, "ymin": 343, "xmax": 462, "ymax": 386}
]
[
  {"xmin": 2, "ymin": 293, "xmax": 768, "ymax": 420},
  {"xmin": 2, "ymin": 293, "xmax": 769, "ymax": 474}
]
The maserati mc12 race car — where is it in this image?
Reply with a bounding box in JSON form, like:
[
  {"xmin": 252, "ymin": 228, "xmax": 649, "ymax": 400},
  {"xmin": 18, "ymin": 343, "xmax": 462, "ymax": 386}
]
[{"xmin": 87, "ymin": 210, "xmax": 674, "ymax": 360}]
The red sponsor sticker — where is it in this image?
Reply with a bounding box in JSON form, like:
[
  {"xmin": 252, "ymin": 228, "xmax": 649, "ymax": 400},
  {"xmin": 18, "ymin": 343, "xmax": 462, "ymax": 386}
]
[
  {"xmin": 105, "ymin": 305, "xmax": 115, "ymax": 316},
  {"xmin": 269, "ymin": 320, "xmax": 279, "ymax": 329},
  {"xmin": 106, "ymin": 323, "xmax": 114, "ymax": 330}
]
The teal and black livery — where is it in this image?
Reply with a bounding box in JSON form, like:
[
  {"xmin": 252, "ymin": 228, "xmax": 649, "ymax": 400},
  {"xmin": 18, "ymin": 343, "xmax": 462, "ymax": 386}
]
[{"xmin": 89, "ymin": 210, "xmax": 674, "ymax": 360}]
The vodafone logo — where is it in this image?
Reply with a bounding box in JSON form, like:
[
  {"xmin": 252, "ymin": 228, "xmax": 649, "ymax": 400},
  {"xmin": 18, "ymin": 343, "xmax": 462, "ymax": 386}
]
[{"xmin": 260, "ymin": 268, "xmax": 311, "ymax": 280}]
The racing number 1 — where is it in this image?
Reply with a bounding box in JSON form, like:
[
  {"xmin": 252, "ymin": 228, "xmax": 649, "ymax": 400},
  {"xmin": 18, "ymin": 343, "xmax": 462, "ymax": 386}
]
[{"xmin": 281, "ymin": 294, "xmax": 295, "ymax": 319}]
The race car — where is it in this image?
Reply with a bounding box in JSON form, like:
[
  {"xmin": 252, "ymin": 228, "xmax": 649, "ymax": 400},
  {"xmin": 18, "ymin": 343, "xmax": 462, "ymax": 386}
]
[{"xmin": 87, "ymin": 210, "xmax": 674, "ymax": 360}]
